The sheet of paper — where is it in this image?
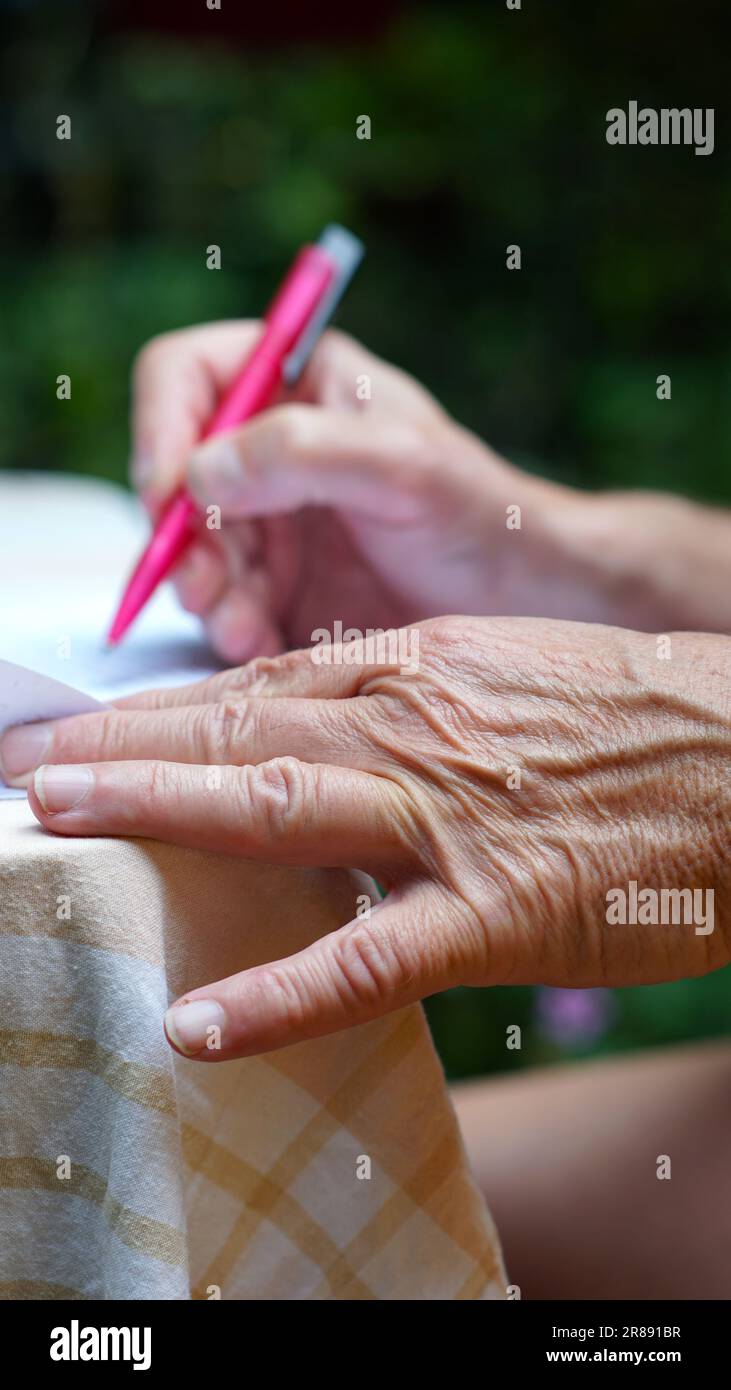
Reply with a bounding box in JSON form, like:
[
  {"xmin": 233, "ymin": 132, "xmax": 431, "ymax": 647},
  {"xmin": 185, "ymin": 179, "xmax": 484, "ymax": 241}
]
[
  {"xmin": 0, "ymin": 472, "xmax": 221, "ymax": 798},
  {"xmin": 0, "ymin": 661, "xmax": 106, "ymax": 797}
]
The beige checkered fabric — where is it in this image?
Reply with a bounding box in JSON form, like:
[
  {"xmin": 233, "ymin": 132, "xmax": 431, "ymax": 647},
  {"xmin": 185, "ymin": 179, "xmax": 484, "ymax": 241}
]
[{"xmin": 0, "ymin": 798, "xmax": 506, "ymax": 1300}]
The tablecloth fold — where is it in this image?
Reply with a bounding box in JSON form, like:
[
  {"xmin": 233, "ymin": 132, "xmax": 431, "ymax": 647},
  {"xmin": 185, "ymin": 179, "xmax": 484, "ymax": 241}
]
[{"xmin": 0, "ymin": 800, "xmax": 505, "ymax": 1300}]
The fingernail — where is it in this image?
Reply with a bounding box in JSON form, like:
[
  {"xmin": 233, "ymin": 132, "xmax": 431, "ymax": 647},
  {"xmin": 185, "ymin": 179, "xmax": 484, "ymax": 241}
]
[
  {"xmin": 188, "ymin": 441, "xmax": 242, "ymax": 503},
  {"xmin": 0, "ymin": 722, "xmax": 52, "ymax": 780},
  {"xmin": 165, "ymin": 1000, "xmax": 226, "ymax": 1056},
  {"xmin": 34, "ymin": 765, "xmax": 94, "ymax": 814}
]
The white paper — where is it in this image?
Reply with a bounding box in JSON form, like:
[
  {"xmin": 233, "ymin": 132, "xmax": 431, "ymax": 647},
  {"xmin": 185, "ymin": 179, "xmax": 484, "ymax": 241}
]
[
  {"xmin": 0, "ymin": 472, "xmax": 221, "ymax": 797},
  {"xmin": 0, "ymin": 661, "xmax": 106, "ymax": 797}
]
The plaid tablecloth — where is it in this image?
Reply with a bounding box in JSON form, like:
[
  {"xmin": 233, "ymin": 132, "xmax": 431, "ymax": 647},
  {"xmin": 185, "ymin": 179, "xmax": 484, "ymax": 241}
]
[{"xmin": 0, "ymin": 797, "xmax": 505, "ymax": 1300}]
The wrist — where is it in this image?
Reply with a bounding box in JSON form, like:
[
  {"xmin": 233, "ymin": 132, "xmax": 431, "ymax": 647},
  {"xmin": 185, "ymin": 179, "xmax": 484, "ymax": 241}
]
[
  {"xmin": 537, "ymin": 489, "xmax": 664, "ymax": 627},
  {"xmin": 543, "ymin": 489, "xmax": 731, "ymax": 631},
  {"xmin": 441, "ymin": 423, "xmax": 674, "ymax": 624}
]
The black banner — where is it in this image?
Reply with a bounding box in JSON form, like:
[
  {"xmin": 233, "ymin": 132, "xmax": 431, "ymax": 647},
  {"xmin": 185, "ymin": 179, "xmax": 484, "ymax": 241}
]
[{"xmin": 1, "ymin": 1299, "xmax": 726, "ymax": 1376}]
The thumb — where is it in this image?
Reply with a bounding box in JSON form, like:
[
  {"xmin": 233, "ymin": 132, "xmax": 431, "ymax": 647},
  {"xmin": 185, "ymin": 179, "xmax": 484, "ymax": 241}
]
[
  {"xmin": 163, "ymin": 890, "xmax": 453, "ymax": 1060},
  {"xmin": 186, "ymin": 404, "xmax": 437, "ymax": 524}
]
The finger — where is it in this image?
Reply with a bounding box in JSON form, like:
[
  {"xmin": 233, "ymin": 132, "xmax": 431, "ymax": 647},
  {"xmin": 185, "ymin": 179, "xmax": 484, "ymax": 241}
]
[
  {"xmin": 203, "ymin": 588, "xmax": 283, "ymax": 665},
  {"xmin": 172, "ymin": 538, "xmax": 228, "ymax": 615},
  {"xmin": 172, "ymin": 519, "xmax": 281, "ymax": 658},
  {"xmin": 187, "ymin": 404, "xmax": 439, "ymax": 523},
  {"xmin": 27, "ymin": 759, "xmax": 415, "ymax": 872},
  {"xmin": 289, "ymin": 327, "xmax": 446, "ymax": 423},
  {"xmin": 112, "ymin": 643, "xmax": 378, "ymax": 711},
  {"xmin": 162, "ymin": 889, "xmax": 454, "ymax": 1060},
  {"xmin": 131, "ymin": 320, "xmax": 266, "ymax": 504},
  {"xmin": 0, "ymin": 695, "xmax": 378, "ymax": 786}
]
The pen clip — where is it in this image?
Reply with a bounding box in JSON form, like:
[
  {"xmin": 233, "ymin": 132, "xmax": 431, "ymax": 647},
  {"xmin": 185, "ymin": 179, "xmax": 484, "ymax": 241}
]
[{"xmin": 282, "ymin": 225, "xmax": 365, "ymax": 387}]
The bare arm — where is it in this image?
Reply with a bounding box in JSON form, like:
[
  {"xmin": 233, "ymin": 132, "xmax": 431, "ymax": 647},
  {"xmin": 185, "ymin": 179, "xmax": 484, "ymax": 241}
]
[
  {"xmin": 541, "ymin": 487, "xmax": 731, "ymax": 634},
  {"xmin": 453, "ymin": 1042, "xmax": 731, "ymax": 1300}
]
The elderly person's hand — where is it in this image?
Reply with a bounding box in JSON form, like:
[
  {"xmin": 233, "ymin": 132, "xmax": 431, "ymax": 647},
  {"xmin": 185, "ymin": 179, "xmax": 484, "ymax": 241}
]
[
  {"xmin": 136, "ymin": 323, "xmax": 678, "ymax": 663},
  {"xmin": 3, "ymin": 616, "xmax": 729, "ymax": 1060},
  {"xmin": 132, "ymin": 325, "xmax": 731, "ymax": 657}
]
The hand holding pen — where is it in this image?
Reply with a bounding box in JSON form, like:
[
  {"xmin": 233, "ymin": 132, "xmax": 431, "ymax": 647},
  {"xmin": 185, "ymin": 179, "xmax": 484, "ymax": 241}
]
[
  {"xmin": 109, "ymin": 225, "xmax": 364, "ymax": 644},
  {"xmin": 126, "ymin": 317, "xmax": 486, "ymax": 664}
]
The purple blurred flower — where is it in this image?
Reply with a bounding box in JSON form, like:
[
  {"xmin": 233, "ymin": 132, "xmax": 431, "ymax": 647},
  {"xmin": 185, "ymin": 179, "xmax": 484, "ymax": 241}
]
[{"xmin": 535, "ymin": 987, "xmax": 616, "ymax": 1046}]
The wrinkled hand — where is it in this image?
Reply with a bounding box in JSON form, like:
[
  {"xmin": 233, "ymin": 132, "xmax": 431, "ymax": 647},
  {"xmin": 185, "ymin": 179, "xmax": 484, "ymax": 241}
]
[
  {"xmin": 132, "ymin": 324, "xmax": 576, "ymax": 661},
  {"xmin": 3, "ymin": 616, "xmax": 729, "ymax": 1059}
]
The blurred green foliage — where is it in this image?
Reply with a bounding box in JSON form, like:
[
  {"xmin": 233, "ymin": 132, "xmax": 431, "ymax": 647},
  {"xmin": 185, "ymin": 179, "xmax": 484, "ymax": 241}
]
[
  {"xmin": 427, "ymin": 973, "xmax": 731, "ymax": 1083},
  {"xmin": 1, "ymin": 0, "xmax": 728, "ymax": 1076}
]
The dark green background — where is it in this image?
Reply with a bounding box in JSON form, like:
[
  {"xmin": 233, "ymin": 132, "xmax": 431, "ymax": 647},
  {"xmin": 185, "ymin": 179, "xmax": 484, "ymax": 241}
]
[{"xmin": 2, "ymin": 0, "xmax": 728, "ymax": 1076}]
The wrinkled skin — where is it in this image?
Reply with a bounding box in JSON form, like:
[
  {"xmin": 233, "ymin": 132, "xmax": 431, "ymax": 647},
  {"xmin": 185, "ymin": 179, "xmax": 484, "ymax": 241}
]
[
  {"xmin": 4, "ymin": 615, "xmax": 729, "ymax": 1060},
  {"xmin": 2, "ymin": 325, "xmax": 729, "ymax": 1062},
  {"xmin": 131, "ymin": 323, "xmax": 609, "ymax": 661}
]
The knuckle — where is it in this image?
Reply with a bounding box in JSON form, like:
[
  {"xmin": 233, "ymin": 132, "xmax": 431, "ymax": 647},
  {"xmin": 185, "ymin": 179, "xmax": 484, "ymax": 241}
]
[
  {"xmin": 228, "ymin": 648, "xmax": 309, "ymax": 697},
  {"xmin": 331, "ymin": 921, "xmax": 408, "ymax": 1009},
  {"xmin": 274, "ymin": 403, "xmax": 318, "ymax": 459},
  {"xmin": 203, "ymin": 700, "xmax": 257, "ymax": 762},
  {"xmin": 412, "ymin": 616, "xmax": 470, "ymax": 681},
  {"xmin": 78, "ymin": 710, "xmax": 124, "ymax": 761},
  {"xmin": 249, "ymin": 962, "xmax": 311, "ymax": 1035},
  {"xmin": 238, "ymin": 756, "xmax": 307, "ymax": 845},
  {"xmin": 144, "ymin": 759, "xmax": 176, "ymax": 807},
  {"xmin": 235, "ymin": 656, "xmax": 280, "ymax": 694},
  {"xmin": 314, "ymin": 327, "xmax": 360, "ymax": 375},
  {"xmin": 419, "ymin": 614, "xmax": 455, "ymax": 648},
  {"xmin": 311, "ymin": 329, "xmax": 377, "ymax": 409}
]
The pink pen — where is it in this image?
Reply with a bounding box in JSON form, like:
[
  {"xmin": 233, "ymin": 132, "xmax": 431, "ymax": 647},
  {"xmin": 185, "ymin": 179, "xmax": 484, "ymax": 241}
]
[{"xmin": 107, "ymin": 225, "xmax": 364, "ymax": 645}]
